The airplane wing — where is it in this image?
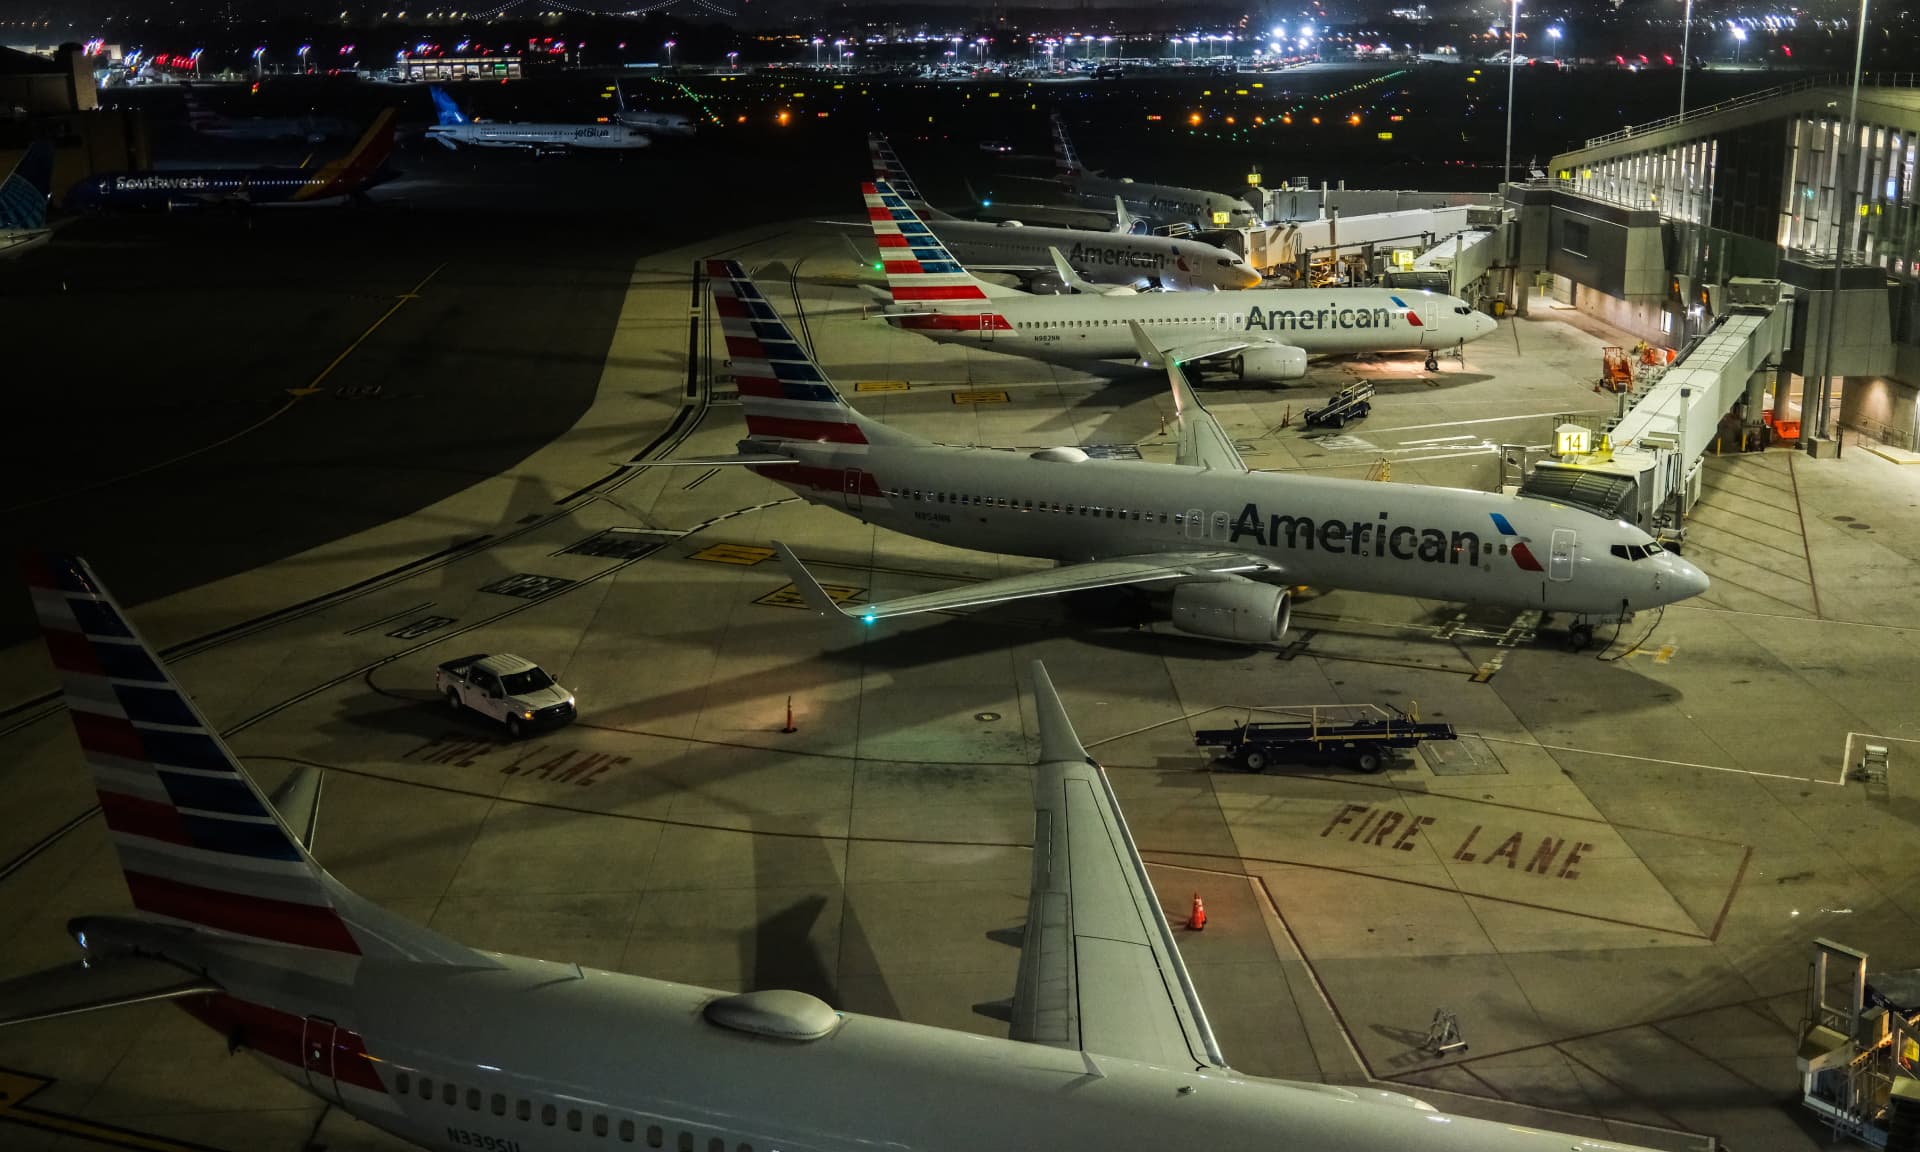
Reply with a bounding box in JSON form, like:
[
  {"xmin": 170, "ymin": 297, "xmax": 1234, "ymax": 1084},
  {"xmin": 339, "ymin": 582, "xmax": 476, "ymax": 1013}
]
[
  {"xmin": 1015, "ymin": 661, "xmax": 1226, "ymax": 1070},
  {"xmin": 773, "ymin": 542, "xmax": 1276, "ymax": 623},
  {"xmin": 0, "ymin": 954, "xmax": 218, "ymax": 1026},
  {"xmin": 1130, "ymin": 334, "xmax": 1253, "ymax": 367},
  {"xmin": 1135, "ymin": 323, "xmax": 1247, "ymax": 474}
]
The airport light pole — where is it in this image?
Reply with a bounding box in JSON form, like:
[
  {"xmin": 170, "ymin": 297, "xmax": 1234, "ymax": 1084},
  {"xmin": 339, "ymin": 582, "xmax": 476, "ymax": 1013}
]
[
  {"xmin": 1100, "ymin": 35, "xmax": 1112, "ymax": 60},
  {"xmin": 663, "ymin": 39, "xmax": 674, "ymax": 69},
  {"xmin": 1503, "ymin": 0, "xmax": 1518, "ymax": 187},
  {"xmin": 1731, "ymin": 25, "xmax": 1746, "ymax": 65},
  {"xmin": 298, "ymin": 43, "xmax": 310, "ymax": 73},
  {"xmin": 727, "ymin": 51, "xmax": 738, "ymax": 69},
  {"xmin": 252, "ymin": 45, "xmax": 265, "ymax": 79},
  {"xmin": 1679, "ymin": 0, "xmax": 1692, "ymax": 117},
  {"xmin": 811, "ymin": 37, "xmax": 822, "ymax": 67},
  {"xmin": 1545, "ymin": 24, "xmax": 1560, "ymax": 62}
]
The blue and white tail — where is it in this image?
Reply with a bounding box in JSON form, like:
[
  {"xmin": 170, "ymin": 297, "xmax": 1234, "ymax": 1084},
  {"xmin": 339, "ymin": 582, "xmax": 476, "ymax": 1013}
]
[
  {"xmin": 863, "ymin": 180, "xmax": 1020, "ymax": 313},
  {"xmin": 1050, "ymin": 112, "xmax": 1084, "ymax": 178},
  {"xmin": 25, "ymin": 554, "xmax": 469, "ymax": 960},
  {"xmin": 0, "ymin": 142, "xmax": 52, "ymax": 231},
  {"xmin": 704, "ymin": 259, "xmax": 917, "ymax": 447},
  {"xmin": 429, "ymin": 86, "xmax": 469, "ymax": 126}
]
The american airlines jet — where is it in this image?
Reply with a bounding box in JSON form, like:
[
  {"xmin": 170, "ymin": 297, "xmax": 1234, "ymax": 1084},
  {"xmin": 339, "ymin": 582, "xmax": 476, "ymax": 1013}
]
[
  {"xmin": 696, "ymin": 259, "xmax": 1706, "ymax": 650},
  {"xmin": 425, "ymin": 86, "xmax": 651, "ymax": 154},
  {"xmin": 0, "ymin": 141, "xmax": 53, "ymax": 257},
  {"xmin": 869, "ymin": 134, "xmax": 1261, "ymax": 292},
  {"xmin": 866, "ymin": 181, "xmax": 1496, "ymax": 380},
  {"xmin": 1052, "ymin": 112, "xmax": 1257, "ymax": 228},
  {"xmin": 5, "ymin": 555, "xmax": 1662, "ymax": 1152}
]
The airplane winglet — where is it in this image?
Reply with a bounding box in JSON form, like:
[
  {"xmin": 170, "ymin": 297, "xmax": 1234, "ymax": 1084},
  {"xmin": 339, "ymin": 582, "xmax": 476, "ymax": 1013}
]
[
  {"xmin": 1029, "ymin": 661, "xmax": 1090, "ymax": 765},
  {"xmin": 1126, "ymin": 318, "xmax": 1166, "ymax": 369},
  {"xmin": 1112, "ymin": 195, "xmax": 1138, "ymax": 236},
  {"xmin": 267, "ymin": 766, "xmax": 323, "ymax": 851},
  {"xmin": 772, "ymin": 542, "xmax": 861, "ymax": 621},
  {"xmin": 1046, "ymin": 246, "xmax": 1099, "ymax": 296}
]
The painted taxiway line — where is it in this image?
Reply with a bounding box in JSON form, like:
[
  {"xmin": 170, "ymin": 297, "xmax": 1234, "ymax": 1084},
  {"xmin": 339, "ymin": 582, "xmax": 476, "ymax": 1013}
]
[{"xmin": 1477, "ymin": 733, "xmax": 1841, "ymax": 786}]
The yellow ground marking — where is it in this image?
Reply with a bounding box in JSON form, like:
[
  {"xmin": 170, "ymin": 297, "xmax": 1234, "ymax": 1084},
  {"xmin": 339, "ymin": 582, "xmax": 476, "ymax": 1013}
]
[
  {"xmin": 1621, "ymin": 643, "xmax": 1678, "ymax": 664},
  {"xmin": 757, "ymin": 582, "xmax": 863, "ymax": 609},
  {"xmin": 2, "ymin": 263, "xmax": 447, "ymax": 516},
  {"xmin": 855, "ymin": 380, "xmax": 910, "ymax": 392},
  {"xmin": 0, "ymin": 1067, "xmax": 228, "ymax": 1151},
  {"xmin": 691, "ymin": 543, "xmax": 775, "ymax": 565},
  {"xmin": 951, "ymin": 389, "xmax": 1009, "ymax": 405}
]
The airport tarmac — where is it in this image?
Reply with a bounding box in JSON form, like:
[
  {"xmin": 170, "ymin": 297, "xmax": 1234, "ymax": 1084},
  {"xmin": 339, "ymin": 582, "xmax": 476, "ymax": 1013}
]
[{"xmin": 4, "ymin": 221, "xmax": 1920, "ymax": 1152}]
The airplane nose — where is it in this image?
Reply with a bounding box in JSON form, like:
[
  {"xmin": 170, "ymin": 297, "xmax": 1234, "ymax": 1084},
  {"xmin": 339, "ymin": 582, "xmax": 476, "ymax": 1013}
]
[
  {"xmin": 1667, "ymin": 558, "xmax": 1710, "ymax": 601},
  {"xmin": 1475, "ymin": 311, "xmax": 1497, "ymax": 338}
]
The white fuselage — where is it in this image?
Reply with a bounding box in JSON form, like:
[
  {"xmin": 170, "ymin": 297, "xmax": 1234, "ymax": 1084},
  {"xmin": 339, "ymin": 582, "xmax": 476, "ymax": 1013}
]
[
  {"xmin": 894, "ymin": 286, "xmax": 1493, "ymax": 363},
  {"xmin": 615, "ymin": 111, "xmax": 696, "ymax": 137},
  {"xmin": 425, "ymin": 123, "xmax": 651, "ymax": 151},
  {"xmin": 930, "ymin": 218, "xmax": 1260, "ymax": 291},
  {"xmin": 166, "ymin": 930, "xmax": 1650, "ymax": 1152},
  {"xmin": 1067, "ymin": 172, "xmax": 1256, "ymax": 229},
  {"xmin": 758, "ymin": 443, "xmax": 1703, "ymax": 616}
]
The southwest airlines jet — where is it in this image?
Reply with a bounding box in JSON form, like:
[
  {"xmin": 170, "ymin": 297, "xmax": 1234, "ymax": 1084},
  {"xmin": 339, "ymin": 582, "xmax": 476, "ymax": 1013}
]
[
  {"xmin": 866, "ymin": 181, "xmax": 1495, "ymax": 379},
  {"xmin": 695, "ymin": 259, "xmax": 1705, "ymax": 650},
  {"xmin": 5, "ymin": 555, "xmax": 1663, "ymax": 1152},
  {"xmin": 65, "ymin": 111, "xmax": 397, "ymax": 212},
  {"xmin": 426, "ymin": 86, "xmax": 651, "ymax": 154},
  {"xmin": 869, "ymin": 134, "xmax": 1261, "ymax": 292}
]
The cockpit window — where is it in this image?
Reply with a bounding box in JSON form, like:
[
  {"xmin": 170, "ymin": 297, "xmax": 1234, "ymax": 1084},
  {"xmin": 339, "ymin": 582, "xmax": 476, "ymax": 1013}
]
[
  {"xmin": 1454, "ymin": 305, "xmax": 1472, "ymax": 315},
  {"xmin": 1609, "ymin": 542, "xmax": 1665, "ymax": 561}
]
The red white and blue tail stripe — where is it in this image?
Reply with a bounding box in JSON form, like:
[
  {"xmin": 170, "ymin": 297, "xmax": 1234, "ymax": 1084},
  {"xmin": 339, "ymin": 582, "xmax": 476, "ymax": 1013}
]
[
  {"xmin": 26, "ymin": 554, "xmax": 365, "ymax": 954},
  {"xmin": 867, "ymin": 134, "xmax": 927, "ymax": 204},
  {"xmin": 706, "ymin": 259, "xmax": 910, "ymax": 447},
  {"xmin": 864, "ymin": 182, "xmax": 1018, "ymax": 330}
]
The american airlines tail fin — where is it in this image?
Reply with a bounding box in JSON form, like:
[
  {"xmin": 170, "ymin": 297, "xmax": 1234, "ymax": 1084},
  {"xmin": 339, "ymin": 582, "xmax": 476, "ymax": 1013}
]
[
  {"xmin": 1049, "ymin": 111, "xmax": 1085, "ymax": 178},
  {"xmin": 23, "ymin": 553, "xmax": 490, "ymax": 965},
  {"xmin": 863, "ymin": 180, "xmax": 1022, "ymax": 305},
  {"xmin": 866, "ymin": 134, "xmax": 956, "ymax": 220},
  {"xmin": 0, "ymin": 141, "xmax": 53, "ymax": 231},
  {"xmin": 429, "ymin": 85, "xmax": 469, "ymax": 126},
  {"xmin": 705, "ymin": 259, "xmax": 921, "ymax": 448}
]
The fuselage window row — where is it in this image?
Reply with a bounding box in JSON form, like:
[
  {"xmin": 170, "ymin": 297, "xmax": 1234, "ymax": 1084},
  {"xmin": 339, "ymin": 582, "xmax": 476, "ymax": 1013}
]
[{"xmin": 389, "ymin": 1070, "xmax": 750, "ymax": 1148}]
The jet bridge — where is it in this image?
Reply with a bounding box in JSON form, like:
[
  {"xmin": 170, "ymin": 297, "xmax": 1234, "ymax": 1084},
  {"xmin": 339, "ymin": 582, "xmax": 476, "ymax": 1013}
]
[{"xmin": 1520, "ymin": 277, "xmax": 1792, "ymax": 539}]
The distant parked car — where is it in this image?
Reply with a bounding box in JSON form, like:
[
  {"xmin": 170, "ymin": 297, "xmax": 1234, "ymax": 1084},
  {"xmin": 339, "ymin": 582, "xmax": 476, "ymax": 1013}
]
[
  {"xmin": 435, "ymin": 653, "xmax": 576, "ymax": 739},
  {"xmin": 978, "ymin": 138, "xmax": 1013, "ymax": 153}
]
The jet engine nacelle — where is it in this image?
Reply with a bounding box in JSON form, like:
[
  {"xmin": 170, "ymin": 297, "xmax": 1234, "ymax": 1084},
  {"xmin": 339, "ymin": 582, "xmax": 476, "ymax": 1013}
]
[
  {"xmin": 1233, "ymin": 344, "xmax": 1308, "ymax": 383},
  {"xmin": 1169, "ymin": 579, "xmax": 1290, "ymax": 643}
]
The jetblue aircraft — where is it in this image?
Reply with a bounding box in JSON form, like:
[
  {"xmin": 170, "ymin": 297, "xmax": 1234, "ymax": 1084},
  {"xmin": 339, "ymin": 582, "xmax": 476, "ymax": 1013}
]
[
  {"xmin": 65, "ymin": 110, "xmax": 397, "ymax": 212},
  {"xmin": 0, "ymin": 141, "xmax": 54, "ymax": 257},
  {"xmin": 866, "ymin": 182, "xmax": 1494, "ymax": 380},
  {"xmin": 869, "ymin": 134, "xmax": 1260, "ymax": 293},
  {"xmin": 698, "ymin": 259, "xmax": 1705, "ymax": 650},
  {"xmin": 2, "ymin": 553, "xmax": 1662, "ymax": 1152},
  {"xmin": 425, "ymin": 86, "xmax": 651, "ymax": 154}
]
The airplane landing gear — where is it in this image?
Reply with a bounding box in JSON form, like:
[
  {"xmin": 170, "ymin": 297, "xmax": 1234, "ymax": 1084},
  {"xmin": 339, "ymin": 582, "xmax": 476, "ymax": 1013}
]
[
  {"xmin": 1566, "ymin": 622, "xmax": 1596, "ymax": 651},
  {"xmin": 1424, "ymin": 354, "xmax": 1440, "ymax": 372}
]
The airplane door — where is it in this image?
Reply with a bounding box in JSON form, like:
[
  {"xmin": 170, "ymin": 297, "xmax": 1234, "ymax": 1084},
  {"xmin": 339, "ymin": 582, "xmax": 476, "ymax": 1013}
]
[
  {"xmin": 843, "ymin": 469, "xmax": 866, "ymax": 514},
  {"xmin": 978, "ymin": 313, "xmax": 996, "ymax": 342},
  {"xmin": 1185, "ymin": 508, "xmax": 1205, "ymax": 540},
  {"xmin": 1548, "ymin": 529, "xmax": 1576, "ymax": 581},
  {"xmin": 301, "ymin": 1016, "xmax": 342, "ymax": 1103}
]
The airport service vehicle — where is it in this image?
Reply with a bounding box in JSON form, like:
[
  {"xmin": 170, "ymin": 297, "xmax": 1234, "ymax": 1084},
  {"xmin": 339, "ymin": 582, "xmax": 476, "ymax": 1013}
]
[
  {"xmin": 611, "ymin": 82, "xmax": 696, "ymax": 137},
  {"xmin": 1194, "ymin": 707, "xmax": 1457, "ymax": 773},
  {"xmin": 691, "ymin": 260, "xmax": 1706, "ymax": 649},
  {"xmin": 436, "ymin": 653, "xmax": 575, "ymax": 738},
  {"xmin": 1303, "ymin": 382, "xmax": 1375, "ymax": 428},
  {"xmin": 5, "ymin": 557, "xmax": 1664, "ymax": 1152},
  {"xmin": 1051, "ymin": 112, "xmax": 1257, "ymax": 228},
  {"xmin": 184, "ymin": 85, "xmax": 353, "ymax": 143},
  {"xmin": 866, "ymin": 181, "xmax": 1495, "ymax": 380},
  {"xmin": 0, "ymin": 142, "xmax": 53, "ymax": 257},
  {"xmin": 64, "ymin": 111, "xmax": 396, "ymax": 212},
  {"xmin": 868, "ymin": 135, "xmax": 1260, "ymax": 292},
  {"xmin": 425, "ymin": 86, "xmax": 651, "ymax": 154}
]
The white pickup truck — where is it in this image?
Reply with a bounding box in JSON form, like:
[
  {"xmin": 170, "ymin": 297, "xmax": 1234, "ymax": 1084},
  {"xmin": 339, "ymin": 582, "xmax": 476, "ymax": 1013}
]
[{"xmin": 435, "ymin": 653, "xmax": 576, "ymax": 739}]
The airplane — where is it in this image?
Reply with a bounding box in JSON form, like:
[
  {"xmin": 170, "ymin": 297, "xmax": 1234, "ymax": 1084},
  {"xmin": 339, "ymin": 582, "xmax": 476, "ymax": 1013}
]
[
  {"xmin": 610, "ymin": 81, "xmax": 697, "ymax": 137},
  {"xmin": 702, "ymin": 258, "xmax": 1706, "ymax": 650},
  {"xmin": 64, "ymin": 110, "xmax": 398, "ymax": 212},
  {"xmin": 2, "ymin": 553, "xmax": 1665, "ymax": 1152},
  {"xmin": 865, "ymin": 181, "xmax": 1495, "ymax": 380},
  {"xmin": 184, "ymin": 85, "xmax": 355, "ymax": 144},
  {"xmin": 1051, "ymin": 112, "xmax": 1258, "ymax": 229},
  {"xmin": 868, "ymin": 134, "xmax": 1261, "ymax": 293},
  {"xmin": 0, "ymin": 141, "xmax": 54, "ymax": 257},
  {"xmin": 425, "ymin": 85, "xmax": 651, "ymax": 154}
]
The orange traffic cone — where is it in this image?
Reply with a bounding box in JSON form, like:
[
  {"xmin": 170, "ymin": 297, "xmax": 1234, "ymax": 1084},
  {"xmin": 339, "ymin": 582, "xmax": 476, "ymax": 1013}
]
[{"xmin": 1186, "ymin": 893, "xmax": 1207, "ymax": 931}]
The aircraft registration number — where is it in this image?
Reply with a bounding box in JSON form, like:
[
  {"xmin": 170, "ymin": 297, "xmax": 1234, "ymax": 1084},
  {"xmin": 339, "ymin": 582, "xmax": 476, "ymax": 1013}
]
[{"xmin": 447, "ymin": 1127, "xmax": 521, "ymax": 1152}]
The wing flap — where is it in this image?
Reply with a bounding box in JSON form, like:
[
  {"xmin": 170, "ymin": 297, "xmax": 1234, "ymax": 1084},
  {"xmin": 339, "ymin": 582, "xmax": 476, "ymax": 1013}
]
[{"xmin": 0, "ymin": 955, "xmax": 217, "ymax": 1027}]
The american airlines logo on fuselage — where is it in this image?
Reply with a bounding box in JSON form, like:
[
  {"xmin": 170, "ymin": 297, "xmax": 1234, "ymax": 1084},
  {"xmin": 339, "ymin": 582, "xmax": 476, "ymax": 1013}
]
[
  {"xmin": 1245, "ymin": 303, "xmax": 1400, "ymax": 332},
  {"xmin": 1229, "ymin": 504, "xmax": 1483, "ymax": 563},
  {"xmin": 1067, "ymin": 242, "xmax": 1179, "ymax": 271}
]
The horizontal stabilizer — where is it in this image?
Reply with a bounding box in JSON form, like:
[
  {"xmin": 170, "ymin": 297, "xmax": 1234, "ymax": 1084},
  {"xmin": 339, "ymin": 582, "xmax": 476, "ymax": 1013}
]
[
  {"xmin": 632, "ymin": 453, "xmax": 793, "ymax": 467},
  {"xmin": 0, "ymin": 954, "xmax": 216, "ymax": 1027}
]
